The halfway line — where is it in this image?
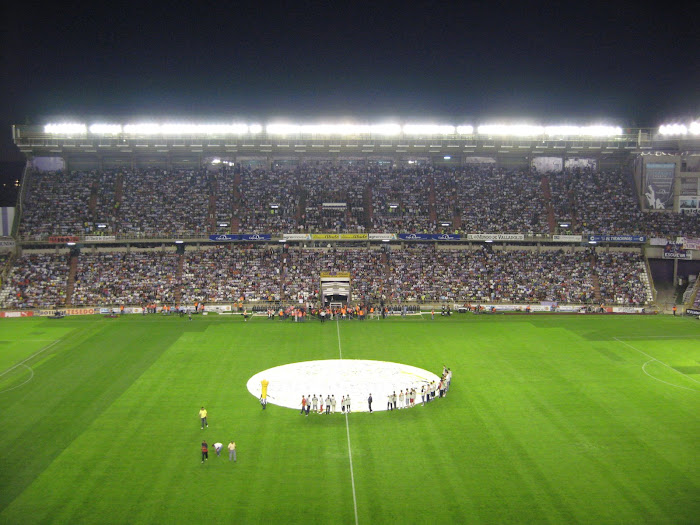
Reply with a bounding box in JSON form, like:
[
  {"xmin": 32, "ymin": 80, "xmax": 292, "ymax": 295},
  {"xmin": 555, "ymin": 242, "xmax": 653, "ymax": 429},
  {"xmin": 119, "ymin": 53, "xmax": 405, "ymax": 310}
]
[{"xmin": 336, "ymin": 318, "xmax": 359, "ymax": 525}]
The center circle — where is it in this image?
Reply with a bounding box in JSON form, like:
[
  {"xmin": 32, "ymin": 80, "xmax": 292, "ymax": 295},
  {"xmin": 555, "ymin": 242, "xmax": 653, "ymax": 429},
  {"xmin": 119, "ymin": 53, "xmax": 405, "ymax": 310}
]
[{"xmin": 247, "ymin": 359, "xmax": 442, "ymax": 413}]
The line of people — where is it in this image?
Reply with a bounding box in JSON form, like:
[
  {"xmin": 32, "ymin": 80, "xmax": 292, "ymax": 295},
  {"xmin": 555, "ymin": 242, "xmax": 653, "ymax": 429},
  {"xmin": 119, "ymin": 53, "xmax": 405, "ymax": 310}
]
[{"xmin": 300, "ymin": 394, "xmax": 352, "ymax": 415}]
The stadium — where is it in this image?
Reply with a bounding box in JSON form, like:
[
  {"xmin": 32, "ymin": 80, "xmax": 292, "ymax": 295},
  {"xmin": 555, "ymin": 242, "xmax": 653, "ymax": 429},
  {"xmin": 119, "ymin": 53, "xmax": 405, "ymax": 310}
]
[{"xmin": 0, "ymin": 120, "xmax": 699, "ymax": 523}]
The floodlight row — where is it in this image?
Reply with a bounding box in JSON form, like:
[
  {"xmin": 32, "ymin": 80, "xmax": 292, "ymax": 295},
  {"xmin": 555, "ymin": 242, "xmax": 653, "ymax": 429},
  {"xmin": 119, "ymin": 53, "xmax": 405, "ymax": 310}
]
[
  {"xmin": 45, "ymin": 121, "xmax": 690, "ymax": 138},
  {"xmin": 658, "ymin": 122, "xmax": 700, "ymax": 136}
]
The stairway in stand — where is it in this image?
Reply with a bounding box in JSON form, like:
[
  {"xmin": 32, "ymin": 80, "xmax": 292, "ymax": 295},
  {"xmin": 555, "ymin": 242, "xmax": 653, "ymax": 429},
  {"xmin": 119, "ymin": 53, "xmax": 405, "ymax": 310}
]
[
  {"xmin": 428, "ymin": 175, "xmax": 437, "ymax": 224},
  {"xmin": 65, "ymin": 253, "xmax": 78, "ymax": 306},
  {"xmin": 541, "ymin": 176, "xmax": 556, "ymax": 233},
  {"xmin": 174, "ymin": 254, "xmax": 184, "ymax": 304},
  {"xmin": 590, "ymin": 254, "xmax": 602, "ymax": 303}
]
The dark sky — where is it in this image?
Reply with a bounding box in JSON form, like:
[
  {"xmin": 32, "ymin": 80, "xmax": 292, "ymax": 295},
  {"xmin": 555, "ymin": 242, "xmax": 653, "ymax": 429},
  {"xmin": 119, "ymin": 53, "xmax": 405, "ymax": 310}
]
[{"xmin": 0, "ymin": 0, "xmax": 698, "ymax": 172}]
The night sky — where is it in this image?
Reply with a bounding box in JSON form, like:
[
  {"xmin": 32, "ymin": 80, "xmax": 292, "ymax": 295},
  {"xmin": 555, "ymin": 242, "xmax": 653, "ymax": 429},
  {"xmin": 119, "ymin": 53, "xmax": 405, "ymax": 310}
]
[{"xmin": 0, "ymin": 0, "xmax": 698, "ymax": 197}]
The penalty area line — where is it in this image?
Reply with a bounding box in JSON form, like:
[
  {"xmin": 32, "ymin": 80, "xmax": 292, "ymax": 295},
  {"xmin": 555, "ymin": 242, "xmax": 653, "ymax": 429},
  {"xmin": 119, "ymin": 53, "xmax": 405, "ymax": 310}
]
[
  {"xmin": 335, "ymin": 318, "xmax": 359, "ymax": 525},
  {"xmin": 614, "ymin": 337, "xmax": 700, "ymax": 389},
  {"xmin": 0, "ymin": 340, "xmax": 61, "ymax": 378}
]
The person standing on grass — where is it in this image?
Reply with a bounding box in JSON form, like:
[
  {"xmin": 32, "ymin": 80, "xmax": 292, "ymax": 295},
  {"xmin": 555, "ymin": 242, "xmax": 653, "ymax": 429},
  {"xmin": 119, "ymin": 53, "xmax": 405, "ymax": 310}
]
[
  {"xmin": 312, "ymin": 394, "xmax": 318, "ymax": 413},
  {"xmin": 331, "ymin": 395, "xmax": 337, "ymax": 414},
  {"xmin": 399, "ymin": 390, "xmax": 405, "ymax": 409},
  {"xmin": 228, "ymin": 440, "xmax": 237, "ymax": 462},
  {"xmin": 346, "ymin": 394, "xmax": 351, "ymax": 413},
  {"xmin": 300, "ymin": 395, "xmax": 307, "ymax": 415},
  {"xmin": 199, "ymin": 407, "xmax": 208, "ymax": 429},
  {"xmin": 260, "ymin": 379, "xmax": 269, "ymax": 410},
  {"xmin": 201, "ymin": 441, "xmax": 208, "ymax": 463},
  {"xmin": 306, "ymin": 395, "xmax": 311, "ymax": 416},
  {"xmin": 421, "ymin": 385, "xmax": 426, "ymax": 405},
  {"xmin": 214, "ymin": 442, "xmax": 223, "ymax": 457},
  {"xmin": 325, "ymin": 395, "xmax": 331, "ymax": 414},
  {"xmin": 368, "ymin": 393, "xmax": 373, "ymax": 413}
]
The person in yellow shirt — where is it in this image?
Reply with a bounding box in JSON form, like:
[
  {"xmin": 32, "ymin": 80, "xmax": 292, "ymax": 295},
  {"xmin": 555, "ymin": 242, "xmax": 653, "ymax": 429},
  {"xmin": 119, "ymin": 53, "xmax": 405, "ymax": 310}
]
[
  {"xmin": 199, "ymin": 407, "xmax": 208, "ymax": 429},
  {"xmin": 228, "ymin": 440, "xmax": 237, "ymax": 462},
  {"xmin": 260, "ymin": 379, "xmax": 269, "ymax": 410}
]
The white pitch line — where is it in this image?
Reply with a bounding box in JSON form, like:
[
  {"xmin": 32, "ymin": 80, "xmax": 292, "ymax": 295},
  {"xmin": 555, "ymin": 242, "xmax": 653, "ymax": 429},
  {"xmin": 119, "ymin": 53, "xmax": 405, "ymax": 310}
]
[
  {"xmin": 641, "ymin": 359, "xmax": 696, "ymax": 392},
  {"xmin": 336, "ymin": 319, "xmax": 359, "ymax": 525},
  {"xmin": 0, "ymin": 364, "xmax": 35, "ymax": 394},
  {"xmin": 614, "ymin": 337, "xmax": 700, "ymax": 388},
  {"xmin": 0, "ymin": 340, "xmax": 61, "ymax": 378}
]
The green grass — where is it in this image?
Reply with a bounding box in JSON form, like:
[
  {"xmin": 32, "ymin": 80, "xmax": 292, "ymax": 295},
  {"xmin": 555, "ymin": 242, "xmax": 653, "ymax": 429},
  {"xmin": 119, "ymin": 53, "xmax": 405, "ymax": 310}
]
[{"xmin": 0, "ymin": 313, "xmax": 698, "ymax": 524}]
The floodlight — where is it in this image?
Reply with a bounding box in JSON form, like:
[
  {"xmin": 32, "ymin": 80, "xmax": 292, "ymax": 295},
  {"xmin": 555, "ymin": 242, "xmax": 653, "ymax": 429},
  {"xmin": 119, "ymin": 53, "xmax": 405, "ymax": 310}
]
[
  {"xmin": 485, "ymin": 239, "xmax": 493, "ymax": 243},
  {"xmin": 89, "ymin": 124, "xmax": 122, "ymax": 134},
  {"xmin": 403, "ymin": 124, "xmax": 456, "ymax": 135},
  {"xmin": 389, "ymin": 204, "xmax": 399, "ymax": 209},
  {"xmin": 478, "ymin": 124, "xmax": 544, "ymax": 137},
  {"xmin": 175, "ymin": 240, "xmax": 184, "ymax": 244},
  {"xmin": 369, "ymin": 123, "xmax": 401, "ymax": 136},
  {"xmin": 270, "ymin": 204, "xmax": 280, "ymax": 209},
  {"xmin": 443, "ymin": 156, "xmax": 451, "ymax": 160},
  {"xmin": 440, "ymin": 222, "xmax": 451, "ymax": 227},
  {"xmin": 217, "ymin": 222, "xmax": 229, "ymax": 227},
  {"xmin": 249, "ymin": 123, "xmax": 263, "ymax": 134},
  {"xmin": 559, "ymin": 222, "xmax": 570, "ymax": 228},
  {"xmin": 659, "ymin": 124, "xmax": 688, "ymax": 136},
  {"xmin": 44, "ymin": 123, "xmax": 87, "ymax": 134},
  {"xmin": 588, "ymin": 240, "xmax": 597, "ymax": 244},
  {"xmin": 266, "ymin": 123, "xmax": 301, "ymax": 136},
  {"xmin": 456, "ymin": 125, "xmax": 474, "ymax": 134},
  {"xmin": 689, "ymin": 122, "xmax": 700, "ymax": 135},
  {"xmin": 123, "ymin": 123, "xmax": 161, "ymax": 135},
  {"xmin": 382, "ymin": 239, "xmax": 390, "ymax": 242},
  {"xmin": 97, "ymin": 223, "xmax": 107, "ymax": 229},
  {"xmin": 67, "ymin": 242, "xmax": 76, "ymax": 246}
]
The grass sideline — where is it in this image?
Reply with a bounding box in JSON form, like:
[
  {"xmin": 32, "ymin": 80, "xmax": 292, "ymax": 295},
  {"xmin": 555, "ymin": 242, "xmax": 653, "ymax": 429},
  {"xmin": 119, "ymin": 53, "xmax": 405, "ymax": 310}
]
[{"xmin": 0, "ymin": 313, "xmax": 698, "ymax": 524}]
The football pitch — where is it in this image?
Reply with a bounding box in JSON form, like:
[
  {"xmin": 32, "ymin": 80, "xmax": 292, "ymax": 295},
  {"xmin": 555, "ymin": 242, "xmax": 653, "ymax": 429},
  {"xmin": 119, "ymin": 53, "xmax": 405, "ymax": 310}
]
[{"xmin": 0, "ymin": 313, "xmax": 698, "ymax": 524}]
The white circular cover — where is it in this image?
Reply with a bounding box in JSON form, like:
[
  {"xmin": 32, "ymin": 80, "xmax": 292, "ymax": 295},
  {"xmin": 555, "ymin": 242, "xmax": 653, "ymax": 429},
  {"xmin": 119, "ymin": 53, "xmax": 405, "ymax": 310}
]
[{"xmin": 247, "ymin": 359, "xmax": 441, "ymax": 412}]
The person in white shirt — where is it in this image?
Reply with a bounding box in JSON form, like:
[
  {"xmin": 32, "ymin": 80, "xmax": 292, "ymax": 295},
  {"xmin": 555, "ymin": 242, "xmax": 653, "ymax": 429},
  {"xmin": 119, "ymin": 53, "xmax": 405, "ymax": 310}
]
[{"xmin": 213, "ymin": 442, "xmax": 223, "ymax": 457}]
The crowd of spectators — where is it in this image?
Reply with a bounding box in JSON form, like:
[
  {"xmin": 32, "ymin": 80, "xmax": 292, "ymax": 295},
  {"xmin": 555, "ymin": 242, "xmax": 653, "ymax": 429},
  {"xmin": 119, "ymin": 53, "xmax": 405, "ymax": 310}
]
[
  {"xmin": 116, "ymin": 169, "xmax": 209, "ymax": 237},
  {"xmin": 72, "ymin": 252, "xmax": 179, "ymax": 305},
  {"xmin": 0, "ymin": 245, "xmax": 654, "ymax": 308},
  {"xmin": 435, "ymin": 167, "xmax": 546, "ymax": 233},
  {"xmin": 15, "ymin": 165, "xmax": 700, "ymax": 238},
  {"xmin": 19, "ymin": 171, "xmax": 93, "ymax": 238},
  {"xmin": 595, "ymin": 252, "xmax": 651, "ymax": 305},
  {"xmin": 236, "ymin": 168, "xmax": 299, "ymax": 233},
  {"xmin": 385, "ymin": 246, "xmax": 596, "ymax": 303},
  {"xmin": 0, "ymin": 253, "xmax": 69, "ymax": 309},
  {"xmin": 282, "ymin": 247, "xmax": 386, "ymax": 302},
  {"xmin": 180, "ymin": 245, "xmax": 281, "ymax": 303}
]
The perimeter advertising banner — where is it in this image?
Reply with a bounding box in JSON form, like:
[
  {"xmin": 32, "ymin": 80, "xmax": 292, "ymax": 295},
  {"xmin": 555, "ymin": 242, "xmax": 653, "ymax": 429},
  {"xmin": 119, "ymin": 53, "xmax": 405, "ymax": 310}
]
[
  {"xmin": 283, "ymin": 234, "xmax": 312, "ymax": 241},
  {"xmin": 0, "ymin": 238, "xmax": 15, "ymax": 252},
  {"xmin": 368, "ymin": 233, "xmax": 397, "ymax": 240},
  {"xmin": 311, "ymin": 234, "xmax": 369, "ymax": 240},
  {"xmin": 466, "ymin": 233, "xmax": 525, "ymax": 241},
  {"xmin": 49, "ymin": 236, "xmax": 79, "ymax": 244},
  {"xmin": 434, "ymin": 233, "xmax": 461, "ymax": 241},
  {"xmin": 552, "ymin": 235, "xmax": 583, "ymax": 242},
  {"xmin": 644, "ymin": 163, "xmax": 675, "ymax": 210},
  {"xmin": 663, "ymin": 243, "xmax": 692, "ymax": 259},
  {"xmin": 679, "ymin": 237, "xmax": 700, "ymax": 250},
  {"xmin": 399, "ymin": 233, "xmax": 433, "ymax": 241},
  {"xmin": 240, "ymin": 234, "xmax": 271, "ymax": 241},
  {"xmin": 209, "ymin": 234, "xmax": 240, "ymax": 241},
  {"xmin": 588, "ymin": 235, "xmax": 646, "ymax": 243},
  {"xmin": 84, "ymin": 235, "xmax": 117, "ymax": 242}
]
